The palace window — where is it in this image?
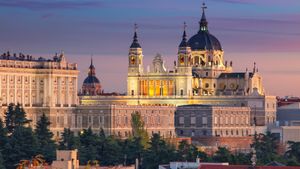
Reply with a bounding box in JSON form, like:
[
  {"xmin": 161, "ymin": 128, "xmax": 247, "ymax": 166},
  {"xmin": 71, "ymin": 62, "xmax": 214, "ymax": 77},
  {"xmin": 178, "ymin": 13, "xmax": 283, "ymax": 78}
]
[
  {"xmin": 214, "ymin": 117, "xmax": 218, "ymax": 124},
  {"xmin": 202, "ymin": 117, "xmax": 207, "ymax": 126},
  {"xmin": 191, "ymin": 117, "xmax": 196, "ymax": 124},
  {"xmin": 179, "ymin": 117, "xmax": 184, "ymax": 124}
]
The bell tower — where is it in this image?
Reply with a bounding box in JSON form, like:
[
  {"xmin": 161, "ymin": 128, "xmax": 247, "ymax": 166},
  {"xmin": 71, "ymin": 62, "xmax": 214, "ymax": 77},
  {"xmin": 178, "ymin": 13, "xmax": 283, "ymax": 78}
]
[
  {"xmin": 178, "ymin": 22, "xmax": 192, "ymax": 69},
  {"xmin": 127, "ymin": 24, "xmax": 143, "ymax": 96},
  {"xmin": 176, "ymin": 22, "xmax": 193, "ymax": 96}
]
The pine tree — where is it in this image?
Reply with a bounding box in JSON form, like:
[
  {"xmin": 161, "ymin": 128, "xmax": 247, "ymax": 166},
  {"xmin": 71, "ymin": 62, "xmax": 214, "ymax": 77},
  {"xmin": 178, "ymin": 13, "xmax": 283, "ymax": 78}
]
[
  {"xmin": 4, "ymin": 103, "xmax": 15, "ymax": 133},
  {"xmin": 58, "ymin": 128, "xmax": 79, "ymax": 150},
  {"xmin": 0, "ymin": 151, "xmax": 6, "ymax": 169},
  {"xmin": 4, "ymin": 103, "xmax": 31, "ymax": 133},
  {"xmin": 35, "ymin": 113, "xmax": 56, "ymax": 163},
  {"xmin": 14, "ymin": 104, "xmax": 31, "ymax": 127},
  {"xmin": 78, "ymin": 127, "xmax": 99, "ymax": 164},
  {"xmin": 212, "ymin": 147, "xmax": 233, "ymax": 163},
  {"xmin": 142, "ymin": 134, "xmax": 177, "ymax": 169},
  {"xmin": 100, "ymin": 136, "xmax": 123, "ymax": 166},
  {"xmin": 0, "ymin": 118, "xmax": 8, "ymax": 151},
  {"xmin": 96, "ymin": 128, "xmax": 107, "ymax": 164},
  {"xmin": 5, "ymin": 126, "xmax": 38, "ymax": 169}
]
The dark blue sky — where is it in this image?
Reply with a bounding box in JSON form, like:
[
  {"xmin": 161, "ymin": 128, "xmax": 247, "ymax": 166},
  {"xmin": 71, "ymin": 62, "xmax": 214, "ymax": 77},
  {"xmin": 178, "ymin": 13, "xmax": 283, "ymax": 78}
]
[{"xmin": 0, "ymin": 0, "xmax": 300, "ymax": 96}]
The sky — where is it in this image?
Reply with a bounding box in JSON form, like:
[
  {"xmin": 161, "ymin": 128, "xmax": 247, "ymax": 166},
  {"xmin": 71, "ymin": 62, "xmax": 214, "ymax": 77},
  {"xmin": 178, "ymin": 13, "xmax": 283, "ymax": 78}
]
[{"xmin": 0, "ymin": 0, "xmax": 299, "ymax": 97}]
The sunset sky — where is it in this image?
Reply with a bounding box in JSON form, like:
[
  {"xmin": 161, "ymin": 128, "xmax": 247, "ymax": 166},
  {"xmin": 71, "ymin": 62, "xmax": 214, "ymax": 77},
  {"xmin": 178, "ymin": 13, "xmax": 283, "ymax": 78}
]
[{"xmin": 0, "ymin": 0, "xmax": 299, "ymax": 97}]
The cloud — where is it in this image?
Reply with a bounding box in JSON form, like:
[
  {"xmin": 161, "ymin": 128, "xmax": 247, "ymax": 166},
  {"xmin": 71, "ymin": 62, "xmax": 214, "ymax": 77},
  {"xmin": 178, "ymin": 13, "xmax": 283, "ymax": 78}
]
[{"xmin": 0, "ymin": 0, "xmax": 103, "ymax": 11}]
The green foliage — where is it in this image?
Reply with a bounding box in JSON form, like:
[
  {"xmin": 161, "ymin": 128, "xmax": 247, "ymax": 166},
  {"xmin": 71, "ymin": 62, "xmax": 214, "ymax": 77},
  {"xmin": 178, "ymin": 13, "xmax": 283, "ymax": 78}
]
[
  {"xmin": 251, "ymin": 131, "xmax": 279, "ymax": 165},
  {"xmin": 213, "ymin": 147, "xmax": 233, "ymax": 163},
  {"xmin": 5, "ymin": 126, "xmax": 38, "ymax": 169},
  {"xmin": 177, "ymin": 140, "xmax": 207, "ymax": 162},
  {"xmin": 4, "ymin": 103, "xmax": 31, "ymax": 133},
  {"xmin": 0, "ymin": 118, "xmax": 8, "ymax": 151},
  {"xmin": 231, "ymin": 152, "xmax": 251, "ymax": 165},
  {"xmin": 100, "ymin": 136, "xmax": 124, "ymax": 165},
  {"xmin": 79, "ymin": 127, "xmax": 99, "ymax": 164},
  {"xmin": 0, "ymin": 151, "xmax": 6, "ymax": 169},
  {"xmin": 285, "ymin": 141, "xmax": 300, "ymax": 163},
  {"xmin": 58, "ymin": 128, "xmax": 79, "ymax": 150},
  {"xmin": 131, "ymin": 111, "xmax": 149, "ymax": 147},
  {"xmin": 142, "ymin": 134, "xmax": 177, "ymax": 169},
  {"xmin": 35, "ymin": 113, "xmax": 56, "ymax": 163}
]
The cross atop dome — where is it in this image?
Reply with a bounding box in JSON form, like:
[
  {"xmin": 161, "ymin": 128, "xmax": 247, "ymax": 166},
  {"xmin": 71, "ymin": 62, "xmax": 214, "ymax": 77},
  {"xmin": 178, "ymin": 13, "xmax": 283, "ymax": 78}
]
[
  {"xmin": 199, "ymin": 2, "xmax": 208, "ymax": 32},
  {"xmin": 201, "ymin": 2, "xmax": 207, "ymax": 14}
]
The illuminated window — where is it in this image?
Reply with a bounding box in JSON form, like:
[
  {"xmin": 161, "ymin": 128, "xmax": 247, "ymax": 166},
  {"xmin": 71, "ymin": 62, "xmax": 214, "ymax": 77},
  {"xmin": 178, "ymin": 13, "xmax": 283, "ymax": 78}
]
[{"xmin": 149, "ymin": 80, "xmax": 154, "ymax": 96}]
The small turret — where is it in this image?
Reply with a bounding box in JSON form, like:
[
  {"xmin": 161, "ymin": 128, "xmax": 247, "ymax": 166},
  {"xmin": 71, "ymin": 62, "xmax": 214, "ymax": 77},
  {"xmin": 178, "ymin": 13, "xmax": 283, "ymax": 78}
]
[
  {"xmin": 130, "ymin": 23, "xmax": 141, "ymax": 48},
  {"xmin": 199, "ymin": 3, "xmax": 208, "ymax": 32},
  {"xmin": 179, "ymin": 22, "xmax": 189, "ymax": 47}
]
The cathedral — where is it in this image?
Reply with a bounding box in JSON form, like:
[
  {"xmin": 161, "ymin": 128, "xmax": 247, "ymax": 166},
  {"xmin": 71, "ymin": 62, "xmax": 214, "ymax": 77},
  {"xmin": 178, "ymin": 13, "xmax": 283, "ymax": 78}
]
[
  {"xmin": 80, "ymin": 4, "xmax": 276, "ymax": 128},
  {"xmin": 0, "ymin": 4, "xmax": 277, "ymax": 139},
  {"xmin": 127, "ymin": 5, "xmax": 263, "ymax": 98}
]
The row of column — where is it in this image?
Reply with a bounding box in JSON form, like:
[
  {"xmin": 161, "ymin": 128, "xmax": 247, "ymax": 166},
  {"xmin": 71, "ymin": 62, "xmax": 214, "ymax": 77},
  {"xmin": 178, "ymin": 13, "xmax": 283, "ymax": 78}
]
[
  {"xmin": 139, "ymin": 80, "xmax": 175, "ymax": 96},
  {"xmin": 0, "ymin": 74, "xmax": 78, "ymax": 107}
]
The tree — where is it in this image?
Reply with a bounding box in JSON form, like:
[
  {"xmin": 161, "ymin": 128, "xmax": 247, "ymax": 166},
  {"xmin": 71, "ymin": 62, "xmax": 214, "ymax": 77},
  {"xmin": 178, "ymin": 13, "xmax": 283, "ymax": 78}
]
[
  {"xmin": 4, "ymin": 126, "xmax": 38, "ymax": 169},
  {"xmin": 231, "ymin": 152, "xmax": 251, "ymax": 165},
  {"xmin": 212, "ymin": 147, "xmax": 233, "ymax": 163},
  {"xmin": 78, "ymin": 127, "xmax": 99, "ymax": 164},
  {"xmin": 96, "ymin": 128, "xmax": 106, "ymax": 163},
  {"xmin": 35, "ymin": 113, "xmax": 56, "ymax": 162},
  {"xmin": 142, "ymin": 134, "xmax": 177, "ymax": 169},
  {"xmin": 285, "ymin": 141, "xmax": 300, "ymax": 163},
  {"xmin": 122, "ymin": 136, "xmax": 145, "ymax": 165},
  {"xmin": 4, "ymin": 103, "xmax": 31, "ymax": 133},
  {"xmin": 131, "ymin": 111, "xmax": 149, "ymax": 147},
  {"xmin": 0, "ymin": 118, "xmax": 8, "ymax": 151},
  {"xmin": 100, "ymin": 136, "xmax": 123, "ymax": 166},
  {"xmin": 251, "ymin": 131, "xmax": 279, "ymax": 165},
  {"xmin": 58, "ymin": 128, "xmax": 79, "ymax": 150},
  {"xmin": 0, "ymin": 151, "xmax": 6, "ymax": 169},
  {"xmin": 177, "ymin": 140, "xmax": 206, "ymax": 162}
]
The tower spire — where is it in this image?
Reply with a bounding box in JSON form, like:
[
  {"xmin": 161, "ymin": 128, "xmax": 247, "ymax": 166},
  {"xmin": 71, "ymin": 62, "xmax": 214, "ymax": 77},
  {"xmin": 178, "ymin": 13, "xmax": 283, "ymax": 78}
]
[
  {"xmin": 130, "ymin": 23, "xmax": 141, "ymax": 48},
  {"xmin": 179, "ymin": 22, "xmax": 189, "ymax": 47},
  {"xmin": 199, "ymin": 2, "xmax": 208, "ymax": 32},
  {"xmin": 89, "ymin": 55, "xmax": 96, "ymax": 76}
]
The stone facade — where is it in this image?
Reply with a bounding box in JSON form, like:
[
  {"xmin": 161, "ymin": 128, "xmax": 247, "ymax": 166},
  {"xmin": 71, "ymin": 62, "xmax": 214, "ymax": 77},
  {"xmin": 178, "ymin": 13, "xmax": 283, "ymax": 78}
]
[
  {"xmin": 0, "ymin": 52, "xmax": 79, "ymax": 136},
  {"xmin": 175, "ymin": 105, "xmax": 252, "ymax": 137},
  {"xmin": 80, "ymin": 94, "xmax": 276, "ymax": 127},
  {"xmin": 75, "ymin": 105, "xmax": 176, "ymax": 138},
  {"xmin": 0, "ymin": 52, "xmax": 78, "ymax": 107}
]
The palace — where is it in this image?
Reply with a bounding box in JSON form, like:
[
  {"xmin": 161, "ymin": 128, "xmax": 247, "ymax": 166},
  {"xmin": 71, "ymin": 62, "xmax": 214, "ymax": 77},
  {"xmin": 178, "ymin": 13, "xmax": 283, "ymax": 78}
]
[{"xmin": 0, "ymin": 4, "xmax": 276, "ymax": 139}]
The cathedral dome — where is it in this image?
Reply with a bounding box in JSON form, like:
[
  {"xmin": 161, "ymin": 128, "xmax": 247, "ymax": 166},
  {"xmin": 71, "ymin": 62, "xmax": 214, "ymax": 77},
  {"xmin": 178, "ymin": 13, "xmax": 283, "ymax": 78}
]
[
  {"xmin": 188, "ymin": 31, "xmax": 222, "ymax": 50},
  {"xmin": 83, "ymin": 76, "xmax": 100, "ymax": 84},
  {"xmin": 81, "ymin": 58, "xmax": 102, "ymax": 96},
  {"xmin": 188, "ymin": 3, "xmax": 222, "ymax": 51}
]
